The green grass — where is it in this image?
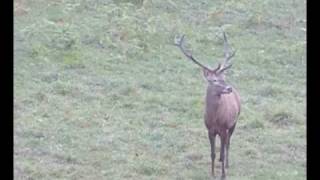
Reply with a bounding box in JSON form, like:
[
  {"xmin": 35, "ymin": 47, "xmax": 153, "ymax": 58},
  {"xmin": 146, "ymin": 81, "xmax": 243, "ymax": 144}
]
[{"xmin": 14, "ymin": 0, "xmax": 306, "ymax": 179}]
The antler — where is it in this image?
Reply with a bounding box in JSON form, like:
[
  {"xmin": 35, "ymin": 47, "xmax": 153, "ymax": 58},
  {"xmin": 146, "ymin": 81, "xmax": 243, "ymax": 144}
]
[
  {"xmin": 174, "ymin": 35, "xmax": 213, "ymax": 72},
  {"xmin": 174, "ymin": 32, "xmax": 235, "ymax": 73},
  {"xmin": 219, "ymin": 31, "xmax": 236, "ymax": 72}
]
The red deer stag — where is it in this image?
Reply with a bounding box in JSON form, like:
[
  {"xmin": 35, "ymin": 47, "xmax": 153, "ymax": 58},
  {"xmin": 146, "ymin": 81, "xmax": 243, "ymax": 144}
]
[{"xmin": 174, "ymin": 32, "xmax": 241, "ymax": 179}]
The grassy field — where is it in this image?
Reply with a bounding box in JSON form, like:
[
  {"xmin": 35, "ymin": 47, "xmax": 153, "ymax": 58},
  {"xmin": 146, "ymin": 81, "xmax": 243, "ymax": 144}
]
[{"xmin": 14, "ymin": 0, "xmax": 306, "ymax": 179}]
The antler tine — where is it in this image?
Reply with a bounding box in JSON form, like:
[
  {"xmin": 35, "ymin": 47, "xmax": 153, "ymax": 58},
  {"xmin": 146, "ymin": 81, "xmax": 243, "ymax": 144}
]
[
  {"xmin": 174, "ymin": 34, "xmax": 185, "ymax": 47},
  {"xmin": 174, "ymin": 35, "xmax": 212, "ymax": 71},
  {"xmin": 223, "ymin": 31, "xmax": 230, "ymax": 59},
  {"xmin": 221, "ymin": 31, "xmax": 236, "ymax": 68}
]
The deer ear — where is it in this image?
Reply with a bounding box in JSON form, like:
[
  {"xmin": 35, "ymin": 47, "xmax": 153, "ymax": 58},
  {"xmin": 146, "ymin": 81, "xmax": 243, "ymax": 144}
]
[{"xmin": 202, "ymin": 68, "xmax": 210, "ymax": 79}]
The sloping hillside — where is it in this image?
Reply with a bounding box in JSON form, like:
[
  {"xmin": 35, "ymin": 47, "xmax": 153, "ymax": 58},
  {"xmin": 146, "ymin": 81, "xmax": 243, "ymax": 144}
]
[{"xmin": 14, "ymin": 0, "xmax": 306, "ymax": 179}]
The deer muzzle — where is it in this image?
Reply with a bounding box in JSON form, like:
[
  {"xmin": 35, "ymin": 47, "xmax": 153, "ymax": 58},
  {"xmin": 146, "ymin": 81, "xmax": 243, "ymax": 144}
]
[{"xmin": 222, "ymin": 86, "xmax": 232, "ymax": 94}]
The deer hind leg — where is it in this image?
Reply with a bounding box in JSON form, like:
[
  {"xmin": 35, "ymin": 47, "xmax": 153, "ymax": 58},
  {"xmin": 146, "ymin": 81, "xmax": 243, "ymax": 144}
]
[
  {"xmin": 226, "ymin": 123, "xmax": 236, "ymax": 168},
  {"xmin": 208, "ymin": 131, "xmax": 216, "ymax": 177},
  {"xmin": 219, "ymin": 130, "xmax": 227, "ymax": 179}
]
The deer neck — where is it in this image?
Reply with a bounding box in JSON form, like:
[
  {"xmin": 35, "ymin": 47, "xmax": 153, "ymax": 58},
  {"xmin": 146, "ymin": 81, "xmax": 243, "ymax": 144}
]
[{"xmin": 205, "ymin": 85, "xmax": 222, "ymax": 113}]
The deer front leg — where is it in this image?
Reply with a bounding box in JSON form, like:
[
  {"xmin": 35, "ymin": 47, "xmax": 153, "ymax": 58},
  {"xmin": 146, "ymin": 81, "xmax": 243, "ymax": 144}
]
[
  {"xmin": 226, "ymin": 134, "xmax": 230, "ymax": 169},
  {"xmin": 208, "ymin": 131, "xmax": 216, "ymax": 177},
  {"xmin": 220, "ymin": 131, "xmax": 227, "ymax": 179}
]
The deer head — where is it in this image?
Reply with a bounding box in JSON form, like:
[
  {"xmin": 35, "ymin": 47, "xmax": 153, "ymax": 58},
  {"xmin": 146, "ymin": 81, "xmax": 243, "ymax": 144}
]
[
  {"xmin": 174, "ymin": 31, "xmax": 236, "ymax": 95},
  {"xmin": 202, "ymin": 65, "xmax": 233, "ymax": 94}
]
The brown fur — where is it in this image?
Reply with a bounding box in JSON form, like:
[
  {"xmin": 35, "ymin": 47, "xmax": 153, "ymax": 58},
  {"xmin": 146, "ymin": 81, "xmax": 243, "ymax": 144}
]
[
  {"xmin": 174, "ymin": 32, "xmax": 240, "ymax": 179},
  {"xmin": 205, "ymin": 88, "xmax": 240, "ymax": 131},
  {"xmin": 204, "ymin": 72, "xmax": 241, "ymax": 179}
]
